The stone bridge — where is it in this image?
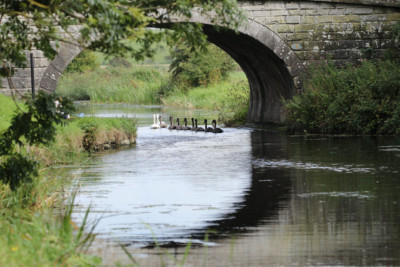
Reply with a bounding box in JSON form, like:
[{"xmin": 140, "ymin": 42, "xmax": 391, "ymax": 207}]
[{"xmin": 1, "ymin": 0, "xmax": 400, "ymax": 123}]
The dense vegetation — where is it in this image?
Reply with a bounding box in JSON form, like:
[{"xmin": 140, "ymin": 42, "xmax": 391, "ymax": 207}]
[
  {"xmin": 0, "ymin": 94, "xmax": 136, "ymax": 265},
  {"xmin": 169, "ymin": 43, "xmax": 236, "ymax": 87},
  {"xmin": 58, "ymin": 42, "xmax": 250, "ymax": 125},
  {"xmin": 58, "ymin": 66, "xmax": 171, "ymax": 103},
  {"xmin": 284, "ymin": 59, "xmax": 400, "ymax": 135}
]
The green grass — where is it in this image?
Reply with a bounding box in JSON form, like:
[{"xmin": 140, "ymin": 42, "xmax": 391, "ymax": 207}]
[
  {"xmin": 162, "ymin": 72, "xmax": 250, "ymax": 125},
  {"xmin": 162, "ymin": 72, "xmax": 248, "ymax": 109},
  {"xmin": 0, "ymin": 94, "xmax": 138, "ymax": 266},
  {"xmin": 57, "ymin": 66, "xmax": 172, "ymax": 104},
  {"xmin": 0, "ymin": 94, "xmax": 20, "ymax": 131},
  {"xmin": 0, "ymin": 173, "xmax": 101, "ymax": 266}
]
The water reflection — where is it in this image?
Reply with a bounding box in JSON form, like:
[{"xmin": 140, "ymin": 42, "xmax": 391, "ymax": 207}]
[{"xmin": 68, "ymin": 103, "xmax": 400, "ymax": 266}]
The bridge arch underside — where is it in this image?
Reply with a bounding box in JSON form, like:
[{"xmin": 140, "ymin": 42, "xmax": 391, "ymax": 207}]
[{"xmin": 202, "ymin": 25, "xmax": 296, "ymax": 124}]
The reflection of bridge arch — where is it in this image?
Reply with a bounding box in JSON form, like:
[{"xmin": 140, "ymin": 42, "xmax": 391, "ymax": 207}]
[{"xmin": 145, "ymin": 129, "xmax": 292, "ymax": 247}]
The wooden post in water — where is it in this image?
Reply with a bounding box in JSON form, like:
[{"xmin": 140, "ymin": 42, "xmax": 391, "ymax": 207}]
[{"xmin": 30, "ymin": 53, "xmax": 35, "ymax": 99}]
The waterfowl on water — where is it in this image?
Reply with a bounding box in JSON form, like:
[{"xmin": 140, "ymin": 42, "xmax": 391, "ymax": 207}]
[
  {"xmin": 212, "ymin": 119, "xmax": 223, "ymax": 133},
  {"xmin": 204, "ymin": 119, "xmax": 213, "ymax": 132},
  {"xmin": 190, "ymin": 118, "xmax": 197, "ymax": 131},
  {"xmin": 195, "ymin": 119, "xmax": 204, "ymax": 132},
  {"xmin": 159, "ymin": 114, "xmax": 167, "ymax": 128},
  {"xmin": 151, "ymin": 114, "xmax": 160, "ymax": 129},
  {"xmin": 176, "ymin": 118, "xmax": 184, "ymax": 130},
  {"xmin": 168, "ymin": 116, "xmax": 177, "ymax": 130},
  {"xmin": 182, "ymin": 118, "xmax": 191, "ymax": 130}
]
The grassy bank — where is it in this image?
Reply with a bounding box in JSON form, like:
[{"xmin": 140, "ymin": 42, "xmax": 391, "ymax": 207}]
[
  {"xmin": 57, "ymin": 66, "xmax": 171, "ymax": 104},
  {"xmin": 0, "ymin": 95, "xmax": 137, "ymax": 265},
  {"xmin": 284, "ymin": 59, "xmax": 400, "ymax": 135}
]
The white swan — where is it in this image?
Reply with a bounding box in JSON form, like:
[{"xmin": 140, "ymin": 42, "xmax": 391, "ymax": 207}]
[
  {"xmin": 159, "ymin": 114, "xmax": 167, "ymax": 128},
  {"xmin": 151, "ymin": 114, "xmax": 160, "ymax": 129}
]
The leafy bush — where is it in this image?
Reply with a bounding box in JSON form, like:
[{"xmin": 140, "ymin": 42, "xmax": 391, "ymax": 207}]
[
  {"xmin": 65, "ymin": 50, "xmax": 100, "ymax": 74},
  {"xmin": 283, "ymin": 60, "xmax": 400, "ymax": 135},
  {"xmin": 0, "ymin": 92, "xmax": 74, "ymax": 190},
  {"xmin": 217, "ymin": 80, "xmax": 249, "ymax": 126},
  {"xmin": 169, "ymin": 43, "xmax": 236, "ymax": 88}
]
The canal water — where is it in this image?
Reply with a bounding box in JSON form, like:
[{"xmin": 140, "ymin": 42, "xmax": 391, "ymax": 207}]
[{"xmin": 67, "ymin": 103, "xmax": 400, "ymax": 266}]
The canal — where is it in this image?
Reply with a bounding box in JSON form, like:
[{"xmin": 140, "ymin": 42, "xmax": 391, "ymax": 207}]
[{"xmin": 66, "ymin": 103, "xmax": 400, "ymax": 266}]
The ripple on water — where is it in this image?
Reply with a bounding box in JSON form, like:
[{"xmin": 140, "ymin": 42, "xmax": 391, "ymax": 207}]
[
  {"xmin": 252, "ymin": 159, "xmax": 376, "ymax": 173},
  {"xmin": 297, "ymin": 191, "xmax": 374, "ymax": 199}
]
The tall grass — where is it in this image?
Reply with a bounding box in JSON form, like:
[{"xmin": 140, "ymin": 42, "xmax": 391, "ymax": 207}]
[
  {"xmin": 162, "ymin": 72, "xmax": 250, "ymax": 125},
  {"xmin": 57, "ymin": 66, "xmax": 172, "ymax": 104},
  {"xmin": 0, "ymin": 175, "xmax": 101, "ymax": 266},
  {"xmin": 162, "ymin": 72, "xmax": 247, "ymax": 109},
  {"xmin": 0, "ymin": 93, "xmax": 20, "ymax": 130}
]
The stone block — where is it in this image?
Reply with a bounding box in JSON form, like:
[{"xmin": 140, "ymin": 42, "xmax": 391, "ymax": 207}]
[
  {"xmin": 34, "ymin": 58, "xmax": 50, "ymax": 68},
  {"xmin": 283, "ymin": 50, "xmax": 301, "ymax": 68},
  {"xmin": 270, "ymin": 10, "xmax": 289, "ymax": 16},
  {"xmin": 305, "ymin": 9, "xmax": 319, "ymax": 16},
  {"xmin": 286, "ymin": 32, "xmax": 312, "ymax": 41},
  {"xmin": 254, "ymin": 16, "xmax": 265, "ymax": 24},
  {"xmin": 316, "ymin": 15, "xmax": 332, "ymax": 23},
  {"xmin": 263, "ymin": 2, "xmax": 285, "ymax": 10},
  {"xmin": 1, "ymin": 78, "xmax": 9, "ymax": 89},
  {"xmin": 387, "ymin": 13, "xmax": 400, "ymax": 21},
  {"xmin": 299, "ymin": 2, "xmax": 319, "ymax": 10},
  {"xmin": 44, "ymin": 64, "xmax": 62, "ymax": 82},
  {"xmin": 277, "ymin": 24, "xmax": 295, "ymax": 33},
  {"xmin": 286, "ymin": 15, "xmax": 300, "ymax": 24},
  {"xmin": 39, "ymin": 76, "xmax": 58, "ymax": 92},
  {"xmin": 13, "ymin": 68, "xmax": 31, "ymax": 78},
  {"xmin": 265, "ymin": 16, "xmax": 285, "ymax": 24},
  {"xmin": 334, "ymin": 49, "xmax": 351, "ymax": 59},
  {"xmin": 332, "ymin": 15, "xmax": 360, "ymax": 23},
  {"xmin": 10, "ymin": 78, "xmax": 28, "ymax": 88},
  {"xmin": 361, "ymin": 14, "xmax": 388, "ymax": 22},
  {"xmin": 290, "ymin": 60, "xmax": 306, "ymax": 77},
  {"xmin": 327, "ymin": 8, "xmax": 346, "ymax": 16},
  {"xmin": 294, "ymin": 24, "xmax": 317, "ymax": 33},
  {"xmin": 253, "ymin": 11, "xmax": 267, "ymax": 17},
  {"xmin": 288, "ymin": 9, "xmax": 305, "ymax": 16},
  {"xmin": 285, "ymin": 2, "xmax": 300, "ymax": 10},
  {"xmin": 345, "ymin": 7, "xmax": 373, "ymax": 15},
  {"xmin": 300, "ymin": 16, "xmax": 316, "ymax": 24},
  {"xmin": 273, "ymin": 40, "xmax": 291, "ymax": 59}
]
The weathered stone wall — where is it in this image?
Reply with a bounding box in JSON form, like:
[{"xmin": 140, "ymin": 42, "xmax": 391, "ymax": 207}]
[
  {"xmin": 0, "ymin": 49, "xmax": 50, "ymax": 96},
  {"xmin": 242, "ymin": 1, "xmax": 400, "ymax": 67}
]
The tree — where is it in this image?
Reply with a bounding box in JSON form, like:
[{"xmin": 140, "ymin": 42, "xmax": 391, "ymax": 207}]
[
  {"xmin": 65, "ymin": 50, "xmax": 100, "ymax": 73},
  {"xmin": 169, "ymin": 43, "xmax": 236, "ymax": 87},
  {"xmin": 0, "ymin": 0, "xmax": 243, "ymax": 77}
]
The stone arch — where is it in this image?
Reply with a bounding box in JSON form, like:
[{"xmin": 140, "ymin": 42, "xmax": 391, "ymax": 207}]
[
  {"xmin": 40, "ymin": 16, "xmax": 306, "ymax": 123},
  {"xmin": 39, "ymin": 42, "xmax": 83, "ymax": 94},
  {"xmin": 164, "ymin": 15, "xmax": 306, "ymax": 123}
]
